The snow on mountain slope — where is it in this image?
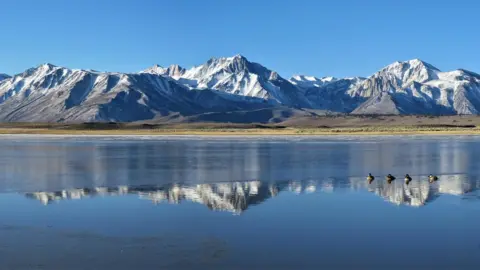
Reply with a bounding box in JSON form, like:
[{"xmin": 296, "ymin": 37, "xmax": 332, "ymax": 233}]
[
  {"xmin": 0, "ymin": 63, "xmax": 270, "ymax": 122},
  {"xmin": 289, "ymin": 75, "xmax": 337, "ymax": 90},
  {"xmin": 142, "ymin": 64, "xmax": 186, "ymax": 78},
  {"xmin": 2, "ymin": 56, "xmax": 480, "ymax": 122},
  {"xmin": 350, "ymin": 60, "xmax": 480, "ymax": 114},
  {"xmin": 0, "ymin": 64, "xmax": 174, "ymax": 122},
  {"xmin": 351, "ymin": 59, "xmax": 442, "ymax": 99},
  {"xmin": 144, "ymin": 55, "xmax": 313, "ymax": 108},
  {"xmin": 378, "ymin": 59, "xmax": 440, "ymax": 86},
  {"xmin": 292, "ymin": 59, "xmax": 480, "ymax": 115},
  {"xmin": 302, "ymin": 77, "xmax": 367, "ymax": 112}
]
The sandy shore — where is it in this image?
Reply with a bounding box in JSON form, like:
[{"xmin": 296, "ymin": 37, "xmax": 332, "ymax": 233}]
[{"xmin": 0, "ymin": 127, "xmax": 480, "ymax": 136}]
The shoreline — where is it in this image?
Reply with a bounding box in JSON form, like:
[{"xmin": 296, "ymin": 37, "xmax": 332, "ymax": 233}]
[{"xmin": 1, "ymin": 128, "xmax": 480, "ymax": 136}]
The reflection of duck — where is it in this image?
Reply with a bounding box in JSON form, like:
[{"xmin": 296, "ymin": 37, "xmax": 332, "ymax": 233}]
[
  {"xmin": 404, "ymin": 174, "xmax": 412, "ymax": 185},
  {"xmin": 386, "ymin": 174, "xmax": 396, "ymax": 183},
  {"xmin": 367, "ymin": 173, "xmax": 375, "ymax": 184},
  {"xmin": 429, "ymin": 174, "xmax": 438, "ymax": 183}
]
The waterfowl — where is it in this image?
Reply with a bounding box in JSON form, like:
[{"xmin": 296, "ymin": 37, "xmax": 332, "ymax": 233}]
[
  {"xmin": 428, "ymin": 174, "xmax": 438, "ymax": 183},
  {"xmin": 367, "ymin": 173, "xmax": 375, "ymax": 184},
  {"xmin": 386, "ymin": 174, "xmax": 396, "ymax": 183},
  {"xmin": 404, "ymin": 174, "xmax": 412, "ymax": 185}
]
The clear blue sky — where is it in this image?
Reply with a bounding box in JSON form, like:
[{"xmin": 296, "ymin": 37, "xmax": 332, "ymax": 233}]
[{"xmin": 1, "ymin": 0, "xmax": 479, "ymax": 78}]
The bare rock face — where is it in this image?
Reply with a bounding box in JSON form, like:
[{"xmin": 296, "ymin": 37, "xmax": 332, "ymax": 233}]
[{"xmin": 351, "ymin": 92, "xmax": 400, "ymax": 115}]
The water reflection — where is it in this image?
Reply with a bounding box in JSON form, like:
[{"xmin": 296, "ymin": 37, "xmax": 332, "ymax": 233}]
[
  {"xmin": 5, "ymin": 137, "xmax": 480, "ymax": 269},
  {"xmin": 4, "ymin": 136, "xmax": 480, "ymax": 194},
  {"xmin": 25, "ymin": 174, "xmax": 480, "ymax": 212}
]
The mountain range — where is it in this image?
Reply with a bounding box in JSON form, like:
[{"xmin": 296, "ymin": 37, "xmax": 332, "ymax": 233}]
[{"xmin": 2, "ymin": 56, "xmax": 480, "ymax": 122}]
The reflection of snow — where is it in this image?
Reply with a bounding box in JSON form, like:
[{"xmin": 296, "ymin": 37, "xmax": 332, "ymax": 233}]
[
  {"xmin": 437, "ymin": 175, "xmax": 473, "ymax": 195},
  {"xmin": 248, "ymin": 181, "xmax": 260, "ymax": 196},
  {"xmin": 25, "ymin": 174, "xmax": 480, "ymax": 212},
  {"xmin": 26, "ymin": 181, "xmax": 280, "ymax": 214},
  {"xmin": 288, "ymin": 181, "xmax": 303, "ymax": 194},
  {"xmin": 373, "ymin": 181, "xmax": 432, "ymax": 207},
  {"xmin": 349, "ymin": 175, "xmax": 435, "ymax": 207},
  {"xmin": 305, "ymin": 184, "xmax": 316, "ymax": 194},
  {"xmin": 320, "ymin": 178, "xmax": 334, "ymax": 193},
  {"xmin": 349, "ymin": 174, "xmax": 479, "ymax": 207}
]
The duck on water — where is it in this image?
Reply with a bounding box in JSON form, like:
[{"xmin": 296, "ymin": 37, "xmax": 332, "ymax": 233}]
[
  {"xmin": 386, "ymin": 174, "xmax": 396, "ymax": 183},
  {"xmin": 367, "ymin": 173, "xmax": 375, "ymax": 183},
  {"xmin": 404, "ymin": 174, "xmax": 412, "ymax": 185},
  {"xmin": 366, "ymin": 174, "xmax": 438, "ymax": 184}
]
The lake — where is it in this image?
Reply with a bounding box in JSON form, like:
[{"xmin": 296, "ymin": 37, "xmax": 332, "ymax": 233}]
[{"xmin": 0, "ymin": 135, "xmax": 479, "ymax": 269}]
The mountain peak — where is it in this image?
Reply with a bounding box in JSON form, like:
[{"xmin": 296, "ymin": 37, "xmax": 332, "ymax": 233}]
[
  {"xmin": 0, "ymin": 73, "xmax": 11, "ymax": 81},
  {"xmin": 165, "ymin": 64, "xmax": 186, "ymax": 77},
  {"xmin": 383, "ymin": 59, "xmax": 440, "ymax": 72},
  {"xmin": 201, "ymin": 54, "xmax": 252, "ymax": 74},
  {"xmin": 228, "ymin": 54, "xmax": 247, "ymax": 61},
  {"xmin": 167, "ymin": 64, "xmax": 184, "ymax": 70},
  {"xmin": 18, "ymin": 63, "xmax": 63, "ymax": 77},
  {"xmin": 375, "ymin": 58, "xmax": 440, "ymax": 85},
  {"xmin": 141, "ymin": 64, "xmax": 185, "ymax": 77},
  {"xmin": 407, "ymin": 58, "xmax": 439, "ymax": 71},
  {"xmin": 142, "ymin": 64, "xmax": 166, "ymax": 74},
  {"xmin": 205, "ymin": 54, "xmax": 249, "ymax": 65},
  {"xmin": 151, "ymin": 64, "xmax": 164, "ymax": 69},
  {"xmin": 39, "ymin": 63, "xmax": 58, "ymax": 70}
]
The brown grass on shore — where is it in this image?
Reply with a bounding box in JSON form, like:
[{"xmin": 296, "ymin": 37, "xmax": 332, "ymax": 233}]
[
  {"xmin": 1, "ymin": 115, "xmax": 480, "ymax": 136},
  {"xmin": 0, "ymin": 126, "xmax": 480, "ymax": 136}
]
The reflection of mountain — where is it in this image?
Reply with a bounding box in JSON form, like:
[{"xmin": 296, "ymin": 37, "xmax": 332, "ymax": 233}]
[
  {"xmin": 26, "ymin": 181, "xmax": 289, "ymax": 214},
  {"xmin": 6, "ymin": 136, "xmax": 480, "ymax": 195},
  {"xmin": 350, "ymin": 174, "xmax": 480, "ymax": 206},
  {"xmin": 350, "ymin": 177, "xmax": 435, "ymax": 206},
  {"xmin": 25, "ymin": 174, "xmax": 480, "ymax": 212}
]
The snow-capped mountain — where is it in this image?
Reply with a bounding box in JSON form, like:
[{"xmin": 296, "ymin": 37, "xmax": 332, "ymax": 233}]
[
  {"xmin": 290, "ymin": 59, "xmax": 480, "ymax": 115},
  {"xmin": 0, "ymin": 63, "xmax": 269, "ymax": 122},
  {"xmin": 2, "ymin": 56, "xmax": 480, "ymax": 122},
  {"xmin": 142, "ymin": 55, "xmax": 312, "ymax": 108},
  {"xmin": 351, "ymin": 59, "xmax": 480, "ymax": 114}
]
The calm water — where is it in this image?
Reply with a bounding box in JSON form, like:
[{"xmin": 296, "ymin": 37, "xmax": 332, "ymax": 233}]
[{"xmin": 1, "ymin": 135, "xmax": 480, "ymax": 269}]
